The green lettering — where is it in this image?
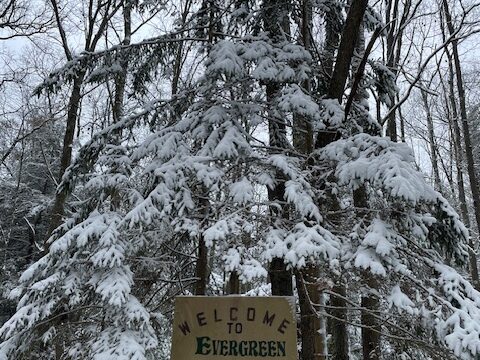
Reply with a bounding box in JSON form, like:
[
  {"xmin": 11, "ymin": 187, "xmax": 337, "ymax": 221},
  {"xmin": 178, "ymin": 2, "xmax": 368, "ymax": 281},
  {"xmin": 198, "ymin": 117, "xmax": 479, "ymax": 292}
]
[
  {"xmin": 239, "ymin": 341, "xmax": 248, "ymax": 356},
  {"xmin": 249, "ymin": 340, "xmax": 258, "ymax": 356},
  {"xmin": 229, "ymin": 340, "xmax": 238, "ymax": 356},
  {"xmin": 195, "ymin": 337, "xmax": 211, "ymax": 355},
  {"xmin": 259, "ymin": 341, "xmax": 268, "ymax": 356},
  {"xmin": 268, "ymin": 341, "xmax": 276, "ymax": 356},
  {"xmin": 196, "ymin": 338, "xmax": 285, "ymax": 357},
  {"xmin": 221, "ymin": 340, "xmax": 228, "ymax": 356}
]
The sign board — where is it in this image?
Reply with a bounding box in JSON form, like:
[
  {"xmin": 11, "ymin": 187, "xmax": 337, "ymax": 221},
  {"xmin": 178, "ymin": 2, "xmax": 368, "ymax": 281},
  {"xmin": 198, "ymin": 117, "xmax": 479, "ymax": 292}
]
[{"xmin": 171, "ymin": 296, "xmax": 297, "ymax": 359}]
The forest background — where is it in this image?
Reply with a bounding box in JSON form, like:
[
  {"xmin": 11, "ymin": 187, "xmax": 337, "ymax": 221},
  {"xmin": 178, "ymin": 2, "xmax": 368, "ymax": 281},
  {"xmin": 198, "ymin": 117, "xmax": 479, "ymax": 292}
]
[{"xmin": 2, "ymin": 0, "xmax": 480, "ymax": 359}]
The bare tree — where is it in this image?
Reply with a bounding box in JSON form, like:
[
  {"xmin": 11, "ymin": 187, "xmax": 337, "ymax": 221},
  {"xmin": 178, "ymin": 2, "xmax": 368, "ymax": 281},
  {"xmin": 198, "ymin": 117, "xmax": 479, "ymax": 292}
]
[{"xmin": 0, "ymin": 0, "xmax": 52, "ymax": 40}]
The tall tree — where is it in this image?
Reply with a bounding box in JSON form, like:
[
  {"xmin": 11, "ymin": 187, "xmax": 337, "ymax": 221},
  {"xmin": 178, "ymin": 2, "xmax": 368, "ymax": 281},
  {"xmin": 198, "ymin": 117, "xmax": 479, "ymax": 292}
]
[
  {"xmin": 263, "ymin": 0, "xmax": 294, "ymax": 297},
  {"xmin": 318, "ymin": 1, "xmax": 369, "ymax": 358},
  {"xmin": 442, "ymin": 0, "xmax": 480, "ymax": 289}
]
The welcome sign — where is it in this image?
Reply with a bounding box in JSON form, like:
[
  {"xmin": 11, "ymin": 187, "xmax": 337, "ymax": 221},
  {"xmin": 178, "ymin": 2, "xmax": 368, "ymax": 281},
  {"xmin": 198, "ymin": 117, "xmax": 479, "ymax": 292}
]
[{"xmin": 171, "ymin": 296, "xmax": 297, "ymax": 359}]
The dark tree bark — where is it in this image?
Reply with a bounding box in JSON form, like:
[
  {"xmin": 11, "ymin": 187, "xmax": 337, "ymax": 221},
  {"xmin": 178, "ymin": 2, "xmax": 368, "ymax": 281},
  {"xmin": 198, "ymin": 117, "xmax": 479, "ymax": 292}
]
[
  {"xmin": 295, "ymin": 267, "xmax": 326, "ymax": 360},
  {"xmin": 45, "ymin": 0, "xmax": 122, "ymax": 245},
  {"xmin": 262, "ymin": 0, "xmax": 293, "ymax": 297},
  {"xmin": 361, "ymin": 277, "xmax": 381, "ymax": 359},
  {"xmin": 354, "ymin": 187, "xmax": 381, "ymax": 359},
  {"xmin": 294, "ymin": 2, "xmax": 327, "ymax": 358},
  {"xmin": 227, "ymin": 271, "xmax": 240, "ymax": 294},
  {"xmin": 350, "ymin": 21, "xmax": 382, "ymax": 360},
  {"xmin": 385, "ymin": 0, "xmax": 399, "ymax": 140},
  {"xmin": 195, "ymin": 231, "xmax": 209, "ymax": 295},
  {"xmin": 385, "ymin": 0, "xmax": 413, "ymax": 141},
  {"xmin": 329, "ymin": 284, "xmax": 349, "ymax": 360},
  {"xmin": 46, "ymin": 72, "xmax": 85, "ymax": 244},
  {"xmin": 421, "ymin": 89, "xmax": 442, "ymax": 192},
  {"xmin": 316, "ymin": 1, "xmax": 369, "ymax": 358},
  {"xmin": 327, "ymin": 0, "xmax": 368, "ymax": 102},
  {"xmin": 112, "ymin": 1, "xmax": 131, "ymax": 124}
]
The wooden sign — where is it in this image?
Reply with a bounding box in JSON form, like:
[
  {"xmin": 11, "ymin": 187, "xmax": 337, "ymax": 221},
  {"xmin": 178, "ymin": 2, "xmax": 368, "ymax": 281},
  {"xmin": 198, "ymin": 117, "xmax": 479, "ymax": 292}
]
[{"xmin": 171, "ymin": 296, "xmax": 297, "ymax": 359}]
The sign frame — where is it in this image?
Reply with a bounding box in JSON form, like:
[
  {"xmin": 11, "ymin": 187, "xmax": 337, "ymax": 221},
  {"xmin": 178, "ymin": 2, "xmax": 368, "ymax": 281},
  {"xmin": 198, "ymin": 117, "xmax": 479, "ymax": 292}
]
[{"xmin": 170, "ymin": 296, "xmax": 298, "ymax": 359}]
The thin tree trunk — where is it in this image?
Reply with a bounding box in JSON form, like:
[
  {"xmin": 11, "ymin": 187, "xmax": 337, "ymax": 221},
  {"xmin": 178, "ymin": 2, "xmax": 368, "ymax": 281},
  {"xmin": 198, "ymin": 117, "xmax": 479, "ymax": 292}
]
[
  {"xmin": 441, "ymin": 11, "xmax": 469, "ymax": 230},
  {"xmin": 443, "ymin": 0, "xmax": 480, "ymax": 289},
  {"xmin": 195, "ymin": 187, "xmax": 210, "ymax": 295},
  {"xmin": 385, "ymin": 0, "xmax": 412, "ymax": 142},
  {"xmin": 112, "ymin": 1, "xmax": 131, "ymax": 124},
  {"xmin": 195, "ymin": 231, "xmax": 209, "ymax": 295},
  {"xmin": 108, "ymin": 1, "xmax": 132, "ymax": 210},
  {"xmin": 295, "ymin": 267, "xmax": 326, "ymax": 360},
  {"xmin": 385, "ymin": 0, "xmax": 399, "ymax": 141},
  {"xmin": 421, "ymin": 89, "xmax": 442, "ymax": 192},
  {"xmin": 320, "ymin": 1, "xmax": 341, "ymax": 94},
  {"xmin": 447, "ymin": 45, "xmax": 472, "ymax": 253},
  {"xmin": 436, "ymin": 64, "xmax": 456, "ymax": 196}
]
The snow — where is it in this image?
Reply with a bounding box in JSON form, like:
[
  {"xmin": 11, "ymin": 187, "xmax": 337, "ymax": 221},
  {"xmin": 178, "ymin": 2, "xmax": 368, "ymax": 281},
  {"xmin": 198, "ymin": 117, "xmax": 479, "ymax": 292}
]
[
  {"xmin": 207, "ymin": 40, "xmax": 245, "ymax": 77},
  {"xmin": 229, "ymin": 177, "xmax": 254, "ymax": 204},
  {"xmin": 264, "ymin": 224, "xmax": 339, "ymax": 269},
  {"xmin": 387, "ymin": 286, "xmax": 417, "ymax": 315},
  {"xmin": 278, "ymin": 85, "xmax": 321, "ymax": 122}
]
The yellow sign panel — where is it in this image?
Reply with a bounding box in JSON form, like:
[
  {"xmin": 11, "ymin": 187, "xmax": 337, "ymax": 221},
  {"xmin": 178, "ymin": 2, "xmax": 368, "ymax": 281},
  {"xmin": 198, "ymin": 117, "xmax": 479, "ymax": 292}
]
[{"xmin": 171, "ymin": 296, "xmax": 297, "ymax": 359}]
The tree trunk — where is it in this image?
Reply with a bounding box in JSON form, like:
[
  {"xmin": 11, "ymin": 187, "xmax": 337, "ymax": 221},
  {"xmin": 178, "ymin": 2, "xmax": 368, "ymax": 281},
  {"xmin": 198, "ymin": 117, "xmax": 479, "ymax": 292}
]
[
  {"xmin": 447, "ymin": 55, "xmax": 469, "ymax": 226},
  {"xmin": 294, "ymin": 1, "xmax": 327, "ymax": 358},
  {"xmin": 319, "ymin": 0, "xmax": 341, "ymax": 94},
  {"xmin": 443, "ymin": 0, "xmax": 480, "ymax": 289},
  {"xmin": 227, "ymin": 271, "xmax": 240, "ymax": 294},
  {"xmin": 328, "ymin": 283, "xmax": 349, "ymax": 360},
  {"xmin": 112, "ymin": 1, "xmax": 131, "ymax": 124},
  {"xmin": 45, "ymin": 0, "xmax": 122, "ymax": 245},
  {"xmin": 263, "ymin": 0, "xmax": 293, "ymax": 297},
  {"xmin": 361, "ymin": 277, "xmax": 381, "ymax": 359},
  {"xmin": 355, "ymin": 188, "xmax": 380, "ymax": 360},
  {"xmin": 421, "ymin": 89, "xmax": 442, "ymax": 192},
  {"xmin": 385, "ymin": 0, "xmax": 412, "ymax": 142},
  {"xmin": 327, "ymin": 0, "xmax": 368, "ymax": 102},
  {"xmin": 45, "ymin": 72, "xmax": 85, "ymax": 244},
  {"xmin": 350, "ymin": 19, "xmax": 382, "ymax": 359},
  {"xmin": 195, "ymin": 231, "xmax": 209, "ymax": 295},
  {"xmin": 296, "ymin": 267, "xmax": 327, "ymax": 360},
  {"xmin": 316, "ymin": 1, "xmax": 368, "ymax": 357}
]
